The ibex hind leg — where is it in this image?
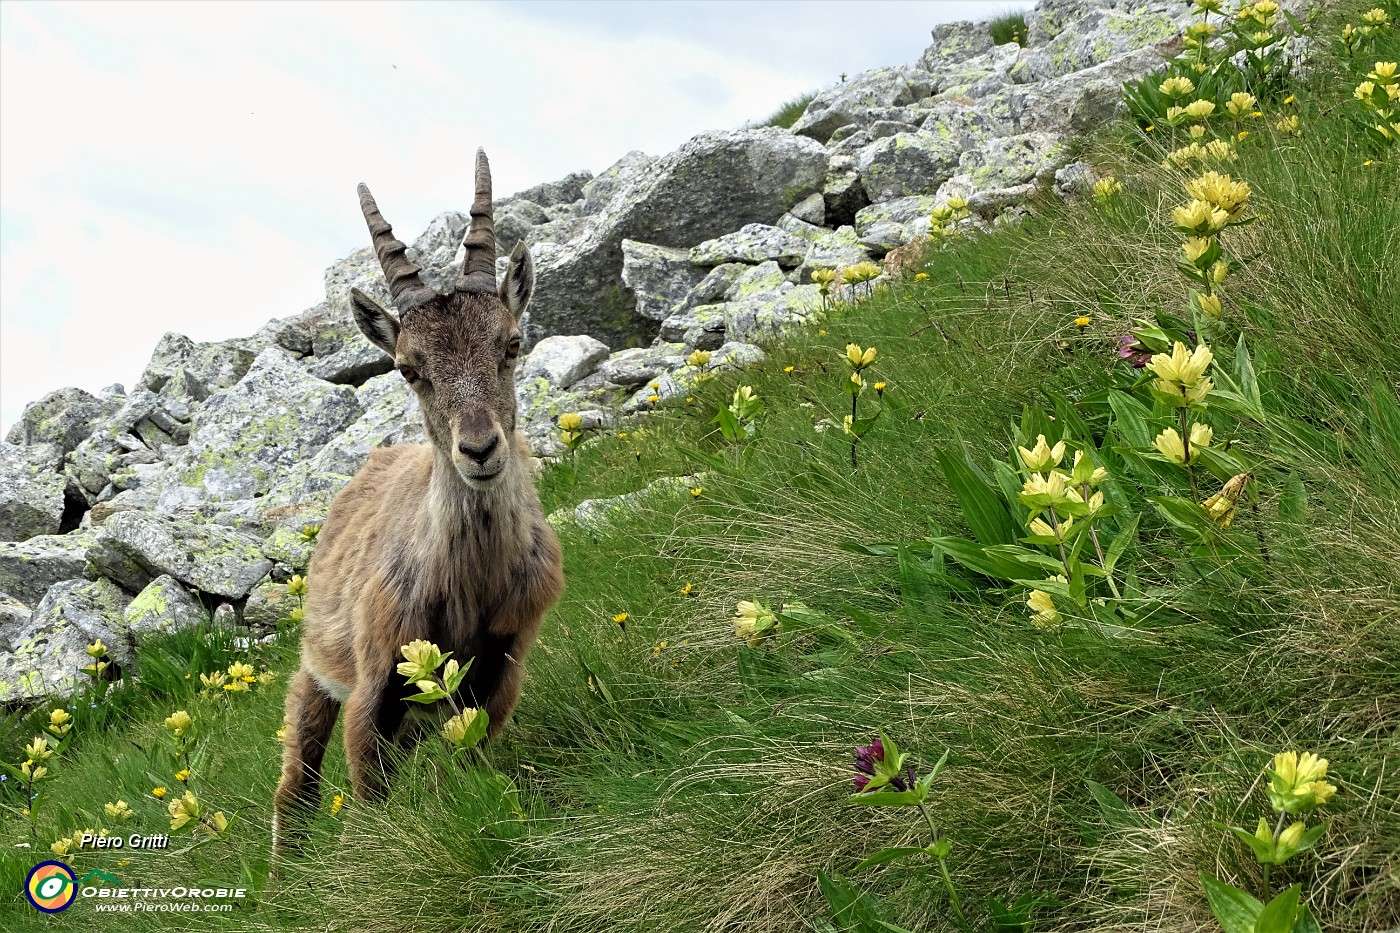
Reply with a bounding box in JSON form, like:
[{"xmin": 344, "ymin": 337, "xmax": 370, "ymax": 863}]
[{"xmin": 273, "ymin": 667, "xmax": 341, "ymax": 856}]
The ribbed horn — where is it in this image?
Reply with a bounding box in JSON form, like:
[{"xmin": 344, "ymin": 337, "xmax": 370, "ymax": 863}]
[
  {"xmin": 358, "ymin": 183, "xmax": 433, "ymax": 310},
  {"xmin": 456, "ymin": 148, "xmax": 497, "ymax": 293}
]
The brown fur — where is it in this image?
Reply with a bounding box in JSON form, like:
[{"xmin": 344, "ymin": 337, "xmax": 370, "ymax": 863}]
[{"xmin": 273, "ymin": 153, "xmax": 564, "ymax": 853}]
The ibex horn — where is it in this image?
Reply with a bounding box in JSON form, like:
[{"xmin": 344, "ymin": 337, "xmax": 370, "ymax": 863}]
[
  {"xmin": 456, "ymin": 148, "xmax": 497, "ymax": 294},
  {"xmin": 358, "ymin": 183, "xmax": 433, "ymax": 311}
]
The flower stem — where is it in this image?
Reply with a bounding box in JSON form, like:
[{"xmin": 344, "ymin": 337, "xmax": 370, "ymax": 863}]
[
  {"xmin": 1180, "ymin": 409, "xmax": 1199, "ymax": 500},
  {"xmin": 1261, "ymin": 809, "xmax": 1289, "ymax": 896},
  {"xmin": 850, "ymin": 393, "xmax": 859, "ymax": 471},
  {"xmin": 1045, "ymin": 510, "xmax": 1073, "ymax": 581}
]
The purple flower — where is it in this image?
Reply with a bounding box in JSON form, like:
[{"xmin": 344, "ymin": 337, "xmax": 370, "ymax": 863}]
[
  {"xmin": 1117, "ymin": 334, "xmax": 1152, "ymax": 368},
  {"xmin": 853, "ymin": 737, "xmax": 909, "ymax": 792}
]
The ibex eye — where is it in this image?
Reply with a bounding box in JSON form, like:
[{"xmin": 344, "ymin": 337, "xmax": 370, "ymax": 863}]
[
  {"xmin": 506, "ymin": 338, "xmax": 521, "ymax": 359},
  {"xmin": 397, "ymin": 365, "xmax": 419, "ymax": 383}
]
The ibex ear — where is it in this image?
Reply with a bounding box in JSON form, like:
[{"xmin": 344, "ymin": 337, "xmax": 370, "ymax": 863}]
[
  {"xmin": 498, "ymin": 241, "xmax": 534, "ymax": 318},
  {"xmin": 350, "ymin": 288, "xmax": 400, "ymax": 357}
]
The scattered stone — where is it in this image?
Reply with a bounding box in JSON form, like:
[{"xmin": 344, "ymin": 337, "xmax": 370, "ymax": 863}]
[
  {"xmin": 520, "ymin": 335, "xmax": 612, "ymax": 390},
  {"xmin": 125, "ymin": 574, "xmax": 209, "ymax": 638},
  {"xmin": 622, "ymin": 241, "xmax": 708, "ymax": 322},
  {"xmin": 0, "ymin": 532, "xmax": 93, "ymax": 606},
  {"xmin": 85, "ymin": 510, "xmax": 272, "ymax": 599},
  {"xmin": 0, "ymin": 442, "xmax": 67, "ymax": 541}
]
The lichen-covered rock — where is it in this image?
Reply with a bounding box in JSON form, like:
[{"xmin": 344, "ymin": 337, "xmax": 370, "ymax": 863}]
[
  {"xmin": 324, "ymin": 245, "xmax": 393, "ymax": 316},
  {"xmin": 918, "ymin": 19, "xmax": 997, "ymax": 73},
  {"xmin": 5, "ymin": 387, "xmax": 104, "ymax": 456},
  {"xmin": 0, "ymin": 531, "xmax": 93, "ymax": 606},
  {"xmin": 659, "ymin": 303, "xmax": 729, "ymax": 351},
  {"xmin": 125, "ymin": 574, "xmax": 208, "ymax": 638},
  {"xmin": 1013, "ymin": 6, "xmax": 1178, "ymax": 83},
  {"xmin": 0, "ymin": 442, "xmax": 67, "ymax": 541},
  {"xmin": 86, "ymin": 508, "xmax": 271, "ymax": 599},
  {"xmin": 689, "ymin": 225, "xmax": 809, "ymax": 268},
  {"xmin": 621, "ymin": 241, "xmax": 708, "ymax": 322},
  {"xmin": 855, "ymin": 197, "xmax": 940, "ymax": 239},
  {"xmin": 683, "ymin": 263, "xmax": 751, "ymax": 309},
  {"xmin": 496, "ymin": 200, "xmax": 549, "ymax": 257},
  {"xmin": 581, "ymin": 150, "xmax": 654, "ymax": 214},
  {"xmin": 162, "ymin": 348, "xmax": 362, "ymax": 506},
  {"xmin": 823, "ymin": 159, "xmax": 870, "ymax": 229},
  {"xmin": 0, "ymin": 578, "xmax": 131, "ymax": 702},
  {"xmin": 547, "ymin": 474, "xmax": 705, "ymax": 533},
  {"xmin": 598, "ymin": 347, "xmax": 687, "ymax": 389},
  {"xmin": 138, "ymin": 332, "xmax": 256, "ymax": 396},
  {"xmin": 724, "ymin": 261, "xmax": 790, "ymax": 301},
  {"xmin": 1009, "ymin": 46, "xmax": 1166, "ymax": 134},
  {"xmin": 0, "ymin": 591, "xmax": 29, "ymax": 652},
  {"xmin": 509, "ymin": 169, "xmax": 593, "ymax": 210},
  {"xmin": 791, "ymin": 66, "xmax": 938, "ymax": 143},
  {"xmin": 520, "ymin": 335, "xmax": 612, "ymax": 390},
  {"xmin": 306, "ymin": 341, "xmax": 396, "ymax": 386},
  {"xmin": 855, "ymin": 132, "xmax": 964, "ymax": 202},
  {"xmin": 961, "ymin": 132, "xmax": 1065, "ymax": 188},
  {"xmin": 799, "ymin": 226, "xmax": 870, "ymax": 280},
  {"xmin": 789, "ymin": 193, "xmax": 826, "ymax": 226},
  {"xmin": 527, "ymin": 129, "xmax": 828, "ymax": 346},
  {"xmin": 723, "ymin": 283, "xmax": 824, "ymax": 342},
  {"xmin": 300, "ymin": 372, "xmax": 423, "ymax": 481},
  {"xmin": 407, "ymin": 211, "xmax": 469, "ymax": 293}
]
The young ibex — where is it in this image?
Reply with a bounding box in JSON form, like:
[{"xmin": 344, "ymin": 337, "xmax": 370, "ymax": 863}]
[{"xmin": 273, "ymin": 150, "xmax": 564, "ymax": 852}]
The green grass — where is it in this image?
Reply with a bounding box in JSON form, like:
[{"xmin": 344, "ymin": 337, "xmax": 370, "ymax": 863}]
[
  {"xmin": 763, "ymin": 93, "xmax": 816, "ymax": 130},
  {"xmin": 989, "ymin": 12, "xmax": 1029, "ymax": 47},
  {"xmin": 3, "ymin": 11, "xmax": 1399, "ymax": 932}
]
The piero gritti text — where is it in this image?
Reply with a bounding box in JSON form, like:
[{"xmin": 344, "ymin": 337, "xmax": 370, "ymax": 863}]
[{"xmin": 78, "ymin": 831, "xmax": 171, "ymax": 850}]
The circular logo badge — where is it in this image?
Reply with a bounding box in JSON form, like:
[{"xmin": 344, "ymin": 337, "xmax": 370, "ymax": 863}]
[{"xmin": 26, "ymin": 860, "xmax": 77, "ymax": 913}]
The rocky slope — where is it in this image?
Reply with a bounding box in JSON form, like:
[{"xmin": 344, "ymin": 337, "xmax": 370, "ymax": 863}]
[{"xmin": 0, "ymin": 0, "xmax": 1210, "ymax": 701}]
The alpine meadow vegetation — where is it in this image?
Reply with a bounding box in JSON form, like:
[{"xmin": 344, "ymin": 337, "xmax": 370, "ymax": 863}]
[{"xmin": 2, "ymin": 2, "xmax": 1397, "ymax": 931}]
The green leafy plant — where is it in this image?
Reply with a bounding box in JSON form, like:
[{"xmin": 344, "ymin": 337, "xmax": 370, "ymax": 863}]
[{"xmin": 1202, "ymin": 751, "xmax": 1340, "ymax": 932}]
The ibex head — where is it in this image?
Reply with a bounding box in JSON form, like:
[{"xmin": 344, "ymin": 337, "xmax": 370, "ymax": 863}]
[{"xmin": 350, "ymin": 149, "xmax": 532, "ymax": 489}]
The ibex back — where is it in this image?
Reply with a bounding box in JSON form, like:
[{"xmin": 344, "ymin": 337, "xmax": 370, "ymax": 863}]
[{"xmin": 273, "ymin": 150, "xmax": 564, "ymax": 853}]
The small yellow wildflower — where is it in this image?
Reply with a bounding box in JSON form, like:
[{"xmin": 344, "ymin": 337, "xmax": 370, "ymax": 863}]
[
  {"xmin": 1092, "ymin": 177, "xmax": 1122, "ymax": 201},
  {"xmin": 228, "ymin": 661, "xmax": 256, "ymax": 683},
  {"xmin": 1160, "ymin": 76, "xmax": 1195, "ymax": 98},
  {"xmin": 25, "ymin": 735, "xmax": 54, "ymax": 762},
  {"xmin": 200, "ymin": 670, "xmax": 228, "ymax": 691},
  {"xmin": 105, "ymin": 800, "xmax": 135, "ymax": 820},
  {"xmin": 330, "ymin": 793, "xmax": 344, "ymax": 816},
  {"xmin": 914, "ymin": 272, "xmax": 928, "ymax": 280},
  {"xmin": 557, "ymin": 412, "xmax": 582, "ymax": 431},
  {"xmin": 687, "ymin": 349, "xmax": 712, "ymax": 368},
  {"xmin": 175, "ymin": 768, "xmax": 191, "ymax": 783},
  {"xmin": 845, "ymin": 343, "xmax": 877, "ymax": 369},
  {"xmin": 1026, "ymin": 587, "xmax": 1062, "ymax": 627},
  {"xmin": 168, "ymin": 791, "xmax": 201, "ymax": 831},
  {"xmin": 1184, "ymin": 99, "xmax": 1216, "ymax": 119},
  {"xmin": 784, "ymin": 365, "xmax": 795, "ymax": 374},
  {"xmin": 652, "ymin": 641, "xmax": 667, "ymax": 657},
  {"xmin": 1017, "ymin": 435, "xmax": 1066, "ymax": 472},
  {"xmin": 612, "ymin": 612, "xmax": 628, "ymax": 630},
  {"xmin": 152, "ymin": 786, "xmax": 168, "ymax": 799},
  {"xmin": 287, "ymin": 574, "xmax": 308, "ymax": 597},
  {"xmin": 690, "ymin": 487, "xmax": 703, "ymax": 498},
  {"xmin": 86, "ymin": 639, "xmax": 108, "ymax": 658},
  {"xmin": 1196, "ymin": 292, "xmax": 1222, "ymax": 318},
  {"xmin": 1074, "ymin": 316, "xmax": 1091, "ymax": 327}
]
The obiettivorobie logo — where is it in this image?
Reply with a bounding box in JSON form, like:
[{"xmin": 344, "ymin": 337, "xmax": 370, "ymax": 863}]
[{"xmin": 24, "ymin": 862, "xmax": 246, "ymax": 914}]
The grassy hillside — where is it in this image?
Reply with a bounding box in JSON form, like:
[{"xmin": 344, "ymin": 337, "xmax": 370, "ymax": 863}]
[{"xmin": 3, "ymin": 4, "xmax": 1397, "ymax": 931}]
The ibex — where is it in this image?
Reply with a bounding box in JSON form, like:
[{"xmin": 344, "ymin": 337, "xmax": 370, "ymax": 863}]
[{"xmin": 273, "ymin": 150, "xmax": 564, "ymax": 852}]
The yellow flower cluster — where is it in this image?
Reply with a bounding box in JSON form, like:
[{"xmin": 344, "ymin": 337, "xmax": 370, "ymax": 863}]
[
  {"xmin": 1201, "ymin": 472, "xmax": 1250, "ymax": 526},
  {"xmin": 557, "ymin": 410, "xmax": 586, "ymax": 452},
  {"xmin": 1148, "ymin": 342, "xmax": 1215, "ymax": 409},
  {"xmin": 930, "ymin": 195, "xmax": 971, "ymax": 238},
  {"xmin": 1267, "ymin": 751, "xmax": 1339, "ymax": 814},
  {"xmin": 1092, "ymin": 176, "xmax": 1123, "ymax": 202},
  {"xmin": 732, "ymin": 600, "xmax": 779, "ymax": 646},
  {"xmin": 1355, "ymin": 61, "xmax": 1399, "ymax": 145}
]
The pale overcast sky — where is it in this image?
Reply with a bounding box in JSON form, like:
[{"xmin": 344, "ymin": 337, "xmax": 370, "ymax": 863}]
[{"xmin": 0, "ymin": 0, "xmax": 1028, "ymax": 435}]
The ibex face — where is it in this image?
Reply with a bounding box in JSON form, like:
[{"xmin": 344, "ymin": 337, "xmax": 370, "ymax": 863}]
[{"xmin": 348, "ymin": 149, "xmax": 533, "ymax": 488}]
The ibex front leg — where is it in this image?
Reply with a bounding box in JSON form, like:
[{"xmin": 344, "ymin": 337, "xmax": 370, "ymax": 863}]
[{"xmin": 342, "ymin": 657, "xmax": 409, "ymax": 802}]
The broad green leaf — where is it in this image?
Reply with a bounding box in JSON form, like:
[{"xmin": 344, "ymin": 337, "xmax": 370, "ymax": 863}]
[
  {"xmin": 1149, "ymin": 495, "xmax": 1216, "ymax": 541},
  {"xmin": 1200, "ymin": 874, "xmax": 1262, "ymax": 933},
  {"xmin": 930, "ymin": 536, "xmax": 1044, "ymax": 582},
  {"xmin": 1087, "ymin": 780, "xmax": 1145, "ymax": 828},
  {"xmin": 1255, "ymin": 885, "xmax": 1302, "ymax": 933},
  {"xmin": 1291, "ymin": 903, "xmax": 1322, "ymax": 933},
  {"xmin": 818, "ymin": 872, "xmax": 882, "ymax": 932},
  {"xmin": 1108, "ymin": 392, "xmax": 1154, "ymax": 448},
  {"xmin": 854, "ymin": 847, "xmax": 928, "ymax": 870},
  {"xmin": 1221, "ymin": 822, "xmax": 1276, "ymax": 863},
  {"xmin": 936, "ymin": 445, "xmax": 1019, "ymax": 546},
  {"xmin": 1104, "ymin": 515, "xmax": 1139, "ymax": 573},
  {"xmin": 983, "ymin": 544, "xmax": 1067, "ymax": 574},
  {"xmin": 1234, "ymin": 333, "xmax": 1262, "ymax": 411}
]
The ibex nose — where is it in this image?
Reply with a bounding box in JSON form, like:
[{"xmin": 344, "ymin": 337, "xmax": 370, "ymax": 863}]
[{"xmin": 457, "ymin": 434, "xmax": 500, "ymax": 465}]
